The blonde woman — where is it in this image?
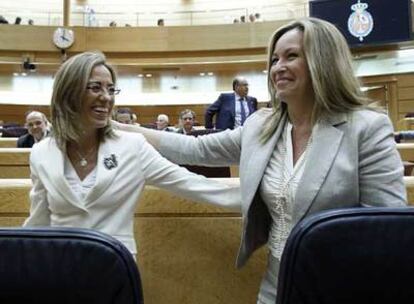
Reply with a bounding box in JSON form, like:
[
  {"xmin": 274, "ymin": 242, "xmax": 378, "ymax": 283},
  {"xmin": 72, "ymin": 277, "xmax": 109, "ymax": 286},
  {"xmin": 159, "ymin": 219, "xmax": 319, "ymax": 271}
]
[
  {"xmin": 24, "ymin": 52, "xmax": 240, "ymax": 257},
  {"xmin": 117, "ymin": 18, "xmax": 407, "ymax": 303}
]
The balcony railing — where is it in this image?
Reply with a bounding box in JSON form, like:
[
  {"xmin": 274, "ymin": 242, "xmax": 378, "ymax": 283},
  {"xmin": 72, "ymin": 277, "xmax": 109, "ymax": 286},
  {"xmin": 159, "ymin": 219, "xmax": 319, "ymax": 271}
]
[{"xmin": 0, "ymin": 2, "xmax": 308, "ymax": 27}]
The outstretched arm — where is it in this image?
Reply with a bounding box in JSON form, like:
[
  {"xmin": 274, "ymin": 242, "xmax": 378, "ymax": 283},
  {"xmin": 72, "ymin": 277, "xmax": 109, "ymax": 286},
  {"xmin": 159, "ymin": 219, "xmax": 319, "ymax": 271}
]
[
  {"xmin": 112, "ymin": 119, "xmax": 242, "ymax": 166},
  {"xmin": 112, "ymin": 120, "xmax": 162, "ymax": 148},
  {"xmin": 137, "ymin": 135, "xmax": 241, "ymax": 210}
]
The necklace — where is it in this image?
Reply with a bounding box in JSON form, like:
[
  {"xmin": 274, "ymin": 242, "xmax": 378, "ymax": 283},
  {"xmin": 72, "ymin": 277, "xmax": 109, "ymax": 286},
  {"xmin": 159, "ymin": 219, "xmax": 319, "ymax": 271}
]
[
  {"xmin": 274, "ymin": 122, "xmax": 313, "ymax": 208},
  {"xmin": 74, "ymin": 146, "xmax": 97, "ymax": 168}
]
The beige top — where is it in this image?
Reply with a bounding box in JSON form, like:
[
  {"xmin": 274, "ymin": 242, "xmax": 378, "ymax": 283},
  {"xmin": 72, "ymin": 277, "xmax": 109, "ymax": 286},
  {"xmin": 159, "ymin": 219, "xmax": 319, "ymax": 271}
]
[{"xmin": 260, "ymin": 121, "xmax": 312, "ymax": 259}]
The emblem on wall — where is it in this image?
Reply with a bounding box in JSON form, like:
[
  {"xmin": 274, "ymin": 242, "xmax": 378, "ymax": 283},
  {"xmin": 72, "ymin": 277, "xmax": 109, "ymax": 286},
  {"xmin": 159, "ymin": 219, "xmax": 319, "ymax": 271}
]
[{"xmin": 347, "ymin": 0, "xmax": 374, "ymax": 42}]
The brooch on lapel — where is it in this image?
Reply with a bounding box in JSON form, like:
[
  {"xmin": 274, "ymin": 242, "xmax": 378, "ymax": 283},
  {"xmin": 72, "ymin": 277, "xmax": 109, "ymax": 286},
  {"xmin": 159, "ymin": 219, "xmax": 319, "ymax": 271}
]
[{"xmin": 103, "ymin": 154, "xmax": 118, "ymax": 170}]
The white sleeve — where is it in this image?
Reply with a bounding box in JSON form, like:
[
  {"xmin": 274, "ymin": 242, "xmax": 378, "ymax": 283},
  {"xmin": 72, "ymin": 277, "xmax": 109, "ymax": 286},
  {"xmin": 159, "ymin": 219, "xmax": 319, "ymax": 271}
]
[
  {"xmin": 138, "ymin": 136, "xmax": 241, "ymax": 210},
  {"xmin": 158, "ymin": 128, "xmax": 242, "ymax": 166},
  {"xmin": 23, "ymin": 157, "xmax": 51, "ymax": 227}
]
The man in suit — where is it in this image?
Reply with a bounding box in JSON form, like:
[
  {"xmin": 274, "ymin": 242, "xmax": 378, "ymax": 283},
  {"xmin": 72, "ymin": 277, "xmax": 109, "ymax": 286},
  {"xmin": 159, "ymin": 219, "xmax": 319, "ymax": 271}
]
[
  {"xmin": 205, "ymin": 76, "xmax": 258, "ymax": 130},
  {"xmin": 17, "ymin": 111, "xmax": 50, "ymax": 148}
]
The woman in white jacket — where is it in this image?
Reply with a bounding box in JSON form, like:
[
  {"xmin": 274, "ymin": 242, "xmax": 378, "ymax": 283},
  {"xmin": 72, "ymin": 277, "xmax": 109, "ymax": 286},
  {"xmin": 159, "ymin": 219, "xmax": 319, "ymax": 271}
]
[{"xmin": 24, "ymin": 52, "xmax": 240, "ymax": 255}]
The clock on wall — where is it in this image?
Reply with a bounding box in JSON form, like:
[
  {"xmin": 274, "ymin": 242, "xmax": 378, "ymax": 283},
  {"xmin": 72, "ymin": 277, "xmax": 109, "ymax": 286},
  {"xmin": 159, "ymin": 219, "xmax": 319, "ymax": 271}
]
[{"xmin": 53, "ymin": 27, "xmax": 75, "ymax": 49}]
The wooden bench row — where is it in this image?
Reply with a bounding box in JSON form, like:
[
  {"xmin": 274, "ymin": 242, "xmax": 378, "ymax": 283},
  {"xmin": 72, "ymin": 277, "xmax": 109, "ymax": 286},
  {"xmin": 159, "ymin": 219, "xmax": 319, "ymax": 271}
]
[
  {"xmin": 0, "ymin": 177, "xmax": 413, "ymax": 303},
  {"xmin": 0, "ymin": 144, "xmax": 413, "ymax": 178},
  {"xmin": 0, "ymin": 138, "xmax": 18, "ymax": 148},
  {"xmin": 0, "ymin": 178, "xmax": 265, "ymax": 304}
]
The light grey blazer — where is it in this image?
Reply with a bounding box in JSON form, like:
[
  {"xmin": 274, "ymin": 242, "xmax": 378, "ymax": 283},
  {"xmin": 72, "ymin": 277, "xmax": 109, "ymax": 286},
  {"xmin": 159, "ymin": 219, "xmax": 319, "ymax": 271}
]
[{"xmin": 159, "ymin": 108, "xmax": 407, "ymax": 267}]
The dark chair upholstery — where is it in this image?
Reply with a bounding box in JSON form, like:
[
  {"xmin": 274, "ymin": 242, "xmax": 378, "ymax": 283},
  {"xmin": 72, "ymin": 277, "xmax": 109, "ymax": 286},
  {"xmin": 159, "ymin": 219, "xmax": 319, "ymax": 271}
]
[
  {"xmin": 1, "ymin": 126, "xmax": 27, "ymax": 137},
  {"xmin": 0, "ymin": 227, "xmax": 143, "ymax": 304},
  {"xmin": 277, "ymin": 207, "xmax": 414, "ymax": 304}
]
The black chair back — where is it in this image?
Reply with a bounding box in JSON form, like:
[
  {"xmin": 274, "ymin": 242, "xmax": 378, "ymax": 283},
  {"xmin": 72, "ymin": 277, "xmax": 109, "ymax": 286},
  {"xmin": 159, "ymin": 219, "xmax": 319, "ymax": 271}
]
[
  {"xmin": 0, "ymin": 227, "xmax": 143, "ymax": 304},
  {"xmin": 277, "ymin": 207, "xmax": 414, "ymax": 304}
]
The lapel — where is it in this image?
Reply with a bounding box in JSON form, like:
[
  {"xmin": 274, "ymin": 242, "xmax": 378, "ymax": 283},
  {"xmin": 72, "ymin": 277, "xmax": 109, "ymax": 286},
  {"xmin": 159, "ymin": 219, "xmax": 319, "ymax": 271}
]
[
  {"xmin": 230, "ymin": 93, "xmax": 236, "ymax": 118},
  {"xmin": 83, "ymin": 138, "xmax": 119, "ymax": 206},
  {"xmin": 241, "ymin": 112, "xmax": 287, "ymax": 213},
  {"xmin": 293, "ymin": 113, "xmax": 347, "ymax": 222},
  {"xmin": 45, "ymin": 140, "xmax": 88, "ymax": 211},
  {"xmin": 246, "ymin": 98, "xmax": 255, "ymax": 114}
]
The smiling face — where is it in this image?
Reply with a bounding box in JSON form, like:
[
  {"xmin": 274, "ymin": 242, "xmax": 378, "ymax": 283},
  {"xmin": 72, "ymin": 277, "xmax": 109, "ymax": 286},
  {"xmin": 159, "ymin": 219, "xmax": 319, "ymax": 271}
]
[
  {"xmin": 270, "ymin": 29, "xmax": 314, "ymax": 105},
  {"xmin": 81, "ymin": 65, "xmax": 115, "ymax": 132},
  {"xmin": 26, "ymin": 112, "xmax": 47, "ymax": 140}
]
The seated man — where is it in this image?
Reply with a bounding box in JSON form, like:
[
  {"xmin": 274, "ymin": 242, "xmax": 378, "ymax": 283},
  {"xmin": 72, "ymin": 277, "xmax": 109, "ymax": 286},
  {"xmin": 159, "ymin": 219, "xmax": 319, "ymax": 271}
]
[
  {"xmin": 176, "ymin": 109, "xmax": 196, "ymax": 135},
  {"xmin": 17, "ymin": 111, "xmax": 50, "ymax": 148},
  {"xmin": 114, "ymin": 108, "xmax": 136, "ymax": 125},
  {"xmin": 156, "ymin": 114, "xmax": 174, "ymax": 132}
]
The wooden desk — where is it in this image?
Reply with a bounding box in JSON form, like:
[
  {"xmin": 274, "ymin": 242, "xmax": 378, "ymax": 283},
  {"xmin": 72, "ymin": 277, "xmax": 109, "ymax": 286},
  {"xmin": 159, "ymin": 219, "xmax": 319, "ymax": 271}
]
[
  {"xmin": 397, "ymin": 143, "xmax": 414, "ymax": 161},
  {"xmin": 0, "ymin": 178, "xmax": 266, "ymax": 304},
  {"xmin": 397, "ymin": 118, "xmax": 414, "ymax": 131},
  {"xmin": 0, "ymin": 143, "xmax": 413, "ymax": 179},
  {"xmin": 0, "ymin": 148, "xmax": 30, "ymax": 178},
  {"xmin": 0, "ymin": 138, "xmax": 18, "ymax": 148},
  {"xmin": 0, "ymin": 176, "xmax": 413, "ymax": 303}
]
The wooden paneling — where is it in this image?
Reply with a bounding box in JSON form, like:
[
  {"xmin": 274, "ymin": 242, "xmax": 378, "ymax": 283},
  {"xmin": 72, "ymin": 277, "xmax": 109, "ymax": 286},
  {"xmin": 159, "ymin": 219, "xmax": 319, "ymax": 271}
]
[
  {"xmin": 0, "ymin": 102, "xmax": 267, "ymax": 125},
  {"xmin": 396, "ymin": 74, "xmax": 414, "ymax": 119},
  {"xmin": 0, "ymin": 138, "xmax": 18, "ymax": 148},
  {"xmin": 398, "ymin": 87, "xmax": 414, "ymax": 101},
  {"xmin": 0, "ymin": 21, "xmax": 284, "ymax": 54},
  {"xmin": 360, "ymin": 75, "xmax": 399, "ymax": 127},
  {"xmin": 399, "ymin": 100, "xmax": 414, "ymax": 114},
  {"xmin": 396, "ymin": 74, "xmax": 414, "ymax": 88},
  {"xmin": 398, "ymin": 143, "xmax": 414, "ymax": 162},
  {"xmin": 0, "ymin": 103, "xmax": 211, "ymax": 125},
  {"xmin": 1, "ymin": 144, "xmax": 412, "ymax": 179},
  {"xmin": 0, "ymin": 105, "xmax": 50, "ymax": 124},
  {"xmin": 365, "ymin": 85, "xmax": 387, "ymax": 107}
]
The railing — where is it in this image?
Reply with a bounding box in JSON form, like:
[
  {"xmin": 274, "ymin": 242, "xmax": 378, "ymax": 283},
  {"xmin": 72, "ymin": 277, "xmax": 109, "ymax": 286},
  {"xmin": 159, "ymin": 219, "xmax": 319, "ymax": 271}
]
[{"xmin": 0, "ymin": 2, "xmax": 308, "ymax": 27}]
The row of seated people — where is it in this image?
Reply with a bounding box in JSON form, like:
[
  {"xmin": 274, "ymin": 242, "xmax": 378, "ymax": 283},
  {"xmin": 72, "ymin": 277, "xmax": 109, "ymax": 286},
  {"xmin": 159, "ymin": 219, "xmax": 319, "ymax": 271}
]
[{"xmin": 1, "ymin": 109, "xmax": 232, "ymax": 177}]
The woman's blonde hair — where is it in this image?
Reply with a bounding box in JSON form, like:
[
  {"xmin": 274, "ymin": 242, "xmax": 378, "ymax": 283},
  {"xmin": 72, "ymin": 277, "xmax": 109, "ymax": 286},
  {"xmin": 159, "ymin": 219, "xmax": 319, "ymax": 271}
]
[
  {"xmin": 51, "ymin": 51, "xmax": 117, "ymax": 150},
  {"xmin": 261, "ymin": 17, "xmax": 369, "ymax": 142}
]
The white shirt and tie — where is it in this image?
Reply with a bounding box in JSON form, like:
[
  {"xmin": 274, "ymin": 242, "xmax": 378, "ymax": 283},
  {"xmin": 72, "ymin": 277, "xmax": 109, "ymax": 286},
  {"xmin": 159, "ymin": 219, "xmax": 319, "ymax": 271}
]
[{"xmin": 234, "ymin": 94, "xmax": 250, "ymax": 128}]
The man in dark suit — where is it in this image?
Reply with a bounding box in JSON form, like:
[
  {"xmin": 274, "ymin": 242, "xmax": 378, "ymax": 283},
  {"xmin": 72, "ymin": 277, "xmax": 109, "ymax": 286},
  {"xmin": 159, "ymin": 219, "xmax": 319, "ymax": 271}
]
[
  {"xmin": 205, "ymin": 76, "xmax": 258, "ymax": 130},
  {"xmin": 17, "ymin": 111, "xmax": 50, "ymax": 148}
]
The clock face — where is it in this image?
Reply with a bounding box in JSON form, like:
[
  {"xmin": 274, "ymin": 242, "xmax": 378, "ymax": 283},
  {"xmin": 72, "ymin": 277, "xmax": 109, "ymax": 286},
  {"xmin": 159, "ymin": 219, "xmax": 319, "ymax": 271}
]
[{"xmin": 53, "ymin": 27, "xmax": 75, "ymax": 49}]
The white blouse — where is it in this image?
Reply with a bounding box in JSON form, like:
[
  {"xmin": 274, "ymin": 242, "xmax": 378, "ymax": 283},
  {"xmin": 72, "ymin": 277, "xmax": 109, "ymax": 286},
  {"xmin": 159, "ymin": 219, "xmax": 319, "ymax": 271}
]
[
  {"xmin": 260, "ymin": 121, "xmax": 313, "ymax": 259},
  {"xmin": 64, "ymin": 156, "xmax": 97, "ymax": 201}
]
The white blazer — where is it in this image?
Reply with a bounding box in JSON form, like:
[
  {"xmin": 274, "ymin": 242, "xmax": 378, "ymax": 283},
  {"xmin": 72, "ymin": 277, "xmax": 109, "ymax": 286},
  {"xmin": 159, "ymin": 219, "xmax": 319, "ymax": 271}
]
[
  {"xmin": 158, "ymin": 108, "xmax": 407, "ymax": 267},
  {"xmin": 24, "ymin": 130, "xmax": 241, "ymax": 254}
]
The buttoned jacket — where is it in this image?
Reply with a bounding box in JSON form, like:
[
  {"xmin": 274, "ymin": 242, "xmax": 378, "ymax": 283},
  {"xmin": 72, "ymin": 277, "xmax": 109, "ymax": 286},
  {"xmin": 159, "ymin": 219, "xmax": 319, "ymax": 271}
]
[{"xmin": 205, "ymin": 92, "xmax": 258, "ymax": 130}]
